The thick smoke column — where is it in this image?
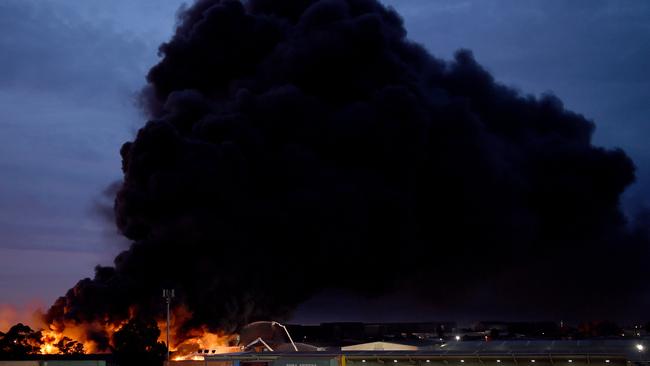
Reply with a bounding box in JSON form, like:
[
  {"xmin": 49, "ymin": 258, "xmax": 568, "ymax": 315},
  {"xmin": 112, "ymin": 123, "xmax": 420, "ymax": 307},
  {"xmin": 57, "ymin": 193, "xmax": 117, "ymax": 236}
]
[{"xmin": 47, "ymin": 0, "xmax": 648, "ymax": 345}]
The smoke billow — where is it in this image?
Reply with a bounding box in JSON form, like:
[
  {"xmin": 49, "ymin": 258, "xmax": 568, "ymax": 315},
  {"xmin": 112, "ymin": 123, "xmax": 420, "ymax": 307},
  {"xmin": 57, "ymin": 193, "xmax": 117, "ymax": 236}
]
[{"xmin": 47, "ymin": 0, "xmax": 649, "ymax": 345}]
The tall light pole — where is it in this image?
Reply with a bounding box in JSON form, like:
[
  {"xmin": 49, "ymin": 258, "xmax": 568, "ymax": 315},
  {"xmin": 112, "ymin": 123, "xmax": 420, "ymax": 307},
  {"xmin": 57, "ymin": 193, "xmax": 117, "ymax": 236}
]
[{"xmin": 163, "ymin": 289, "xmax": 175, "ymax": 362}]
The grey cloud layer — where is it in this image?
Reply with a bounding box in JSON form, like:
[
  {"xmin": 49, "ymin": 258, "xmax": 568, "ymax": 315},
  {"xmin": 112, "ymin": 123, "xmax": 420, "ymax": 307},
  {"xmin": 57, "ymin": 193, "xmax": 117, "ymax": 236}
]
[{"xmin": 0, "ymin": 0, "xmax": 183, "ymax": 306}]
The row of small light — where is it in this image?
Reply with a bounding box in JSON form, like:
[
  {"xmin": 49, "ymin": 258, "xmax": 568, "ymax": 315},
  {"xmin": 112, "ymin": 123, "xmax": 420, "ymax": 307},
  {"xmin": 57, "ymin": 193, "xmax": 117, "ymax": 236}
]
[
  {"xmin": 381, "ymin": 357, "xmax": 621, "ymax": 363},
  {"xmin": 358, "ymin": 342, "xmax": 644, "ymax": 365}
]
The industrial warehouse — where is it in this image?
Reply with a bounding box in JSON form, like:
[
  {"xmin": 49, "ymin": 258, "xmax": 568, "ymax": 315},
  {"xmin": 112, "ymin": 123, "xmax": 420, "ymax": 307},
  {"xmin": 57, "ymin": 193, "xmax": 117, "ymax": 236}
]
[
  {"xmin": 156, "ymin": 322, "xmax": 650, "ymax": 366},
  {"xmin": 166, "ymin": 339, "xmax": 650, "ymax": 366},
  {"xmin": 0, "ymin": 340, "xmax": 647, "ymax": 366},
  {"xmin": 2, "ymin": 322, "xmax": 650, "ymax": 366}
]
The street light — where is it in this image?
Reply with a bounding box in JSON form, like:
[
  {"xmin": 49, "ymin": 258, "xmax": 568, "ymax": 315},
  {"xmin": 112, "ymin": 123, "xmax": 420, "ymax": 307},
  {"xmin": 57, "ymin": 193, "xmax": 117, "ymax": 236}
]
[
  {"xmin": 163, "ymin": 289, "xmax": 175, "ymax": 362},
  {"xmin": 636, "ymin": 344, "xmax": 645, "ymax": 352}
]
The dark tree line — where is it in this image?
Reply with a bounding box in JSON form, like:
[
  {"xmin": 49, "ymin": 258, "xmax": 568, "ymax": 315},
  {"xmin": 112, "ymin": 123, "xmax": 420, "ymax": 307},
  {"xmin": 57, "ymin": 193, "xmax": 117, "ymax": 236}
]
[
  {"xmin": 0, "ymin": 323, "xmax": 85, "ymax": 358},
  {"xmin": 111, "ymin": 318, "xmax": 166, "ymax": 366},
  {"xmin": 0, "ymin": 319, "xmax": 165, "ymax": 366},
  {"xmin": 0, "ymin": 323, "xmax": 42, "ymax": 357}
]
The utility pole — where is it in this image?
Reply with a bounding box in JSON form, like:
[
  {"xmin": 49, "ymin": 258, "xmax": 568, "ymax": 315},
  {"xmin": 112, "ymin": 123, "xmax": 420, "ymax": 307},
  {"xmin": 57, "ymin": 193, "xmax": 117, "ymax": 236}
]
[{"xmin": 163, "ymin": 289, "xmax": 175, "ymax": 363}]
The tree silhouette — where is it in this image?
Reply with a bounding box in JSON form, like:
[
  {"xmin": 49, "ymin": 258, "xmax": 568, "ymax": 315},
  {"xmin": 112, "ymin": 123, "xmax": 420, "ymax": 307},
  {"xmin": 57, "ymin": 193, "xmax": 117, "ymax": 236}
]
[
  {"xmin": 56, "ymin": 336, "xmax": 84, "ymax": 355},
  {"xmin": 0, "ymin": 323, "xmax": 41, "ymax": 357},
  {"xmin": 112, "ymin": 318, "xmax": 166, "ymax": 366}
]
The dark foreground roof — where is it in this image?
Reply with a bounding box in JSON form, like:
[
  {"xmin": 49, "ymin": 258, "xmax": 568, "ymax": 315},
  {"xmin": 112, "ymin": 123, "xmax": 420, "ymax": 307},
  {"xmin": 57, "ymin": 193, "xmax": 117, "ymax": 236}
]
[
  {"xmin": 203, "ymin": 339, "xmax": 650, "ymax": 362},
  {"xmin": 441, "ymin": 340, "xmax": 643, "ymax": 353}
]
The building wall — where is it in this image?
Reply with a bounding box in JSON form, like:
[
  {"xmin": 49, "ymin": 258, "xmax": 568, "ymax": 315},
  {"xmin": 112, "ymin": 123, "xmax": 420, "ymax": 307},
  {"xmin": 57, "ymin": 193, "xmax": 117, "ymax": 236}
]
[
  {"xmin": 43, "ymin": 361, "xmax": 106, "ymax": 366},
  {"xmin": 0, "ymin": 362, "xmax": 105, "ymax": 366},
  {"xmin": 344, "ymin": 356, "xmax": 626, "ymax": 366},
  {"xmin": 170, "ymin": 355, "xmax": 628, "ymax": 366},
  {"xmin": 0, "ymin": 360, "xmax": 106, "ymax": 366},
  {"xmin": 271, "ymin": 356, "xmax": 338, "ymax": 366}
]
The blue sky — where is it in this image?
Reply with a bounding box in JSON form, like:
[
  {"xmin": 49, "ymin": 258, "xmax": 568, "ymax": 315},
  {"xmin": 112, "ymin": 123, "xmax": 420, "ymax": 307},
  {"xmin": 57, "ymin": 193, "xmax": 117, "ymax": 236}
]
[{"xmin": 0, "ymin": 0, "xmax": 649, "ymax": 321}]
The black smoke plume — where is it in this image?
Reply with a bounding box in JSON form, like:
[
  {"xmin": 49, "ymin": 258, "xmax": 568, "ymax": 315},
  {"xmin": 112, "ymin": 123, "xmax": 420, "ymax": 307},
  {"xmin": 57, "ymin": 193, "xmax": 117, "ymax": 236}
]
[{"xmin": 47, "ymin": 0, "xmax": 649, "ymax": 346}]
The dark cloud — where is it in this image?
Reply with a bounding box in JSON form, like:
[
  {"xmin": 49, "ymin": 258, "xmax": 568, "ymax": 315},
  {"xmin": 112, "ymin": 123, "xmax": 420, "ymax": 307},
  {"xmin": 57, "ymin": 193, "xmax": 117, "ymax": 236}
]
[
  {"xmin": 46, "ymin": 0, "xmax": 650, "ymax": 342},
  {"xmin": 383, "ymin": 0, "xmax": 650, "ymax": 212}
]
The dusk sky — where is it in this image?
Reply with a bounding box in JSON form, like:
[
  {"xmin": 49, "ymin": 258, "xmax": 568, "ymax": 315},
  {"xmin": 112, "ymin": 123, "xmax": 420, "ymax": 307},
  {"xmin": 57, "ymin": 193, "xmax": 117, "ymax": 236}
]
[{"xmin": 1, "ymin": 0, "xmax": 650, "ymax": 326}]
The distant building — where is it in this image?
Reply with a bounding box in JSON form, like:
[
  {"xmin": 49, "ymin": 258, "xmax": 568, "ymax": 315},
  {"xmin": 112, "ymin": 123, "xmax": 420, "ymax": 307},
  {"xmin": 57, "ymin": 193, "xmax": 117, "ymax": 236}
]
[{"xmin": 341, "ymin": 341, "xmax": 422, "ymax": 351}]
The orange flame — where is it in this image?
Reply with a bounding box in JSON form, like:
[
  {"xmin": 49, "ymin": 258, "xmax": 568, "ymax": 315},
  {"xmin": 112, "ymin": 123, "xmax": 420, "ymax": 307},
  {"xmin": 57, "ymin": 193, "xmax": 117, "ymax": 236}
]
[
  {"xmin": 37, "ymin": 317, "xmax": 129, "ymax": 354},
  {"xmin": 158, "ymin": 305, "xmax": 240, "ymax": 360},
  {"xmin": 29, "ymin": 305, "xmax": 239, "ymax": 359},
  {"xmin": 170, "ymin": 330, "xmax": 240, "ymax": 360}
]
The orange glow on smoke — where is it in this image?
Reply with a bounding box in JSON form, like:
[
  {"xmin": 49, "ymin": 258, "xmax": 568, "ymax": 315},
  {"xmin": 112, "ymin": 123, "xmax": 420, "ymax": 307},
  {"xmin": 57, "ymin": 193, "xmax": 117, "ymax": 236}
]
[
  {"xmin": 38, "ymin": 317, "xmax": 130, "ymax": 354},
  {"xmin": 170, "ymin": 330, "xmax": 239, "ymax": 360},
  {"xmin": 159, "ymin": 305, "xmax": 240, "ymax": 360},
  {"xmin": 32, "ymin": 305, "xmax": 239, "ymax": 358},
  {"xmin": 0, "ymin": 302, "xmax": 43, "ymax": 332}
]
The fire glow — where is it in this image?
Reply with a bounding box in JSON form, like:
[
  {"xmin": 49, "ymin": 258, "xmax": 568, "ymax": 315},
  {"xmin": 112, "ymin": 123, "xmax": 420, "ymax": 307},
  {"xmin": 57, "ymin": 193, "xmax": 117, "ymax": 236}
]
[
  {"xmin": 38, "ymin": 318, "xmax": 128, "ymax": 355},
  {"xmin": 6, "ymin": 305, "xmax": 240, "ymax": 360}
]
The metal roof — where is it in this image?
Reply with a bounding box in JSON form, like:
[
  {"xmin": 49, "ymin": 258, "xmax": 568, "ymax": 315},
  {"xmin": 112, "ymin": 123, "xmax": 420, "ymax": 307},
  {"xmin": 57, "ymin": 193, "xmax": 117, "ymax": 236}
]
[
  {"xmin": 203, "ymin": 339, "xmax": 650, "ymax": 362},
  {"xmin": 440, "ymin": 340, "xmax": 647, "ymax": 355}
]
